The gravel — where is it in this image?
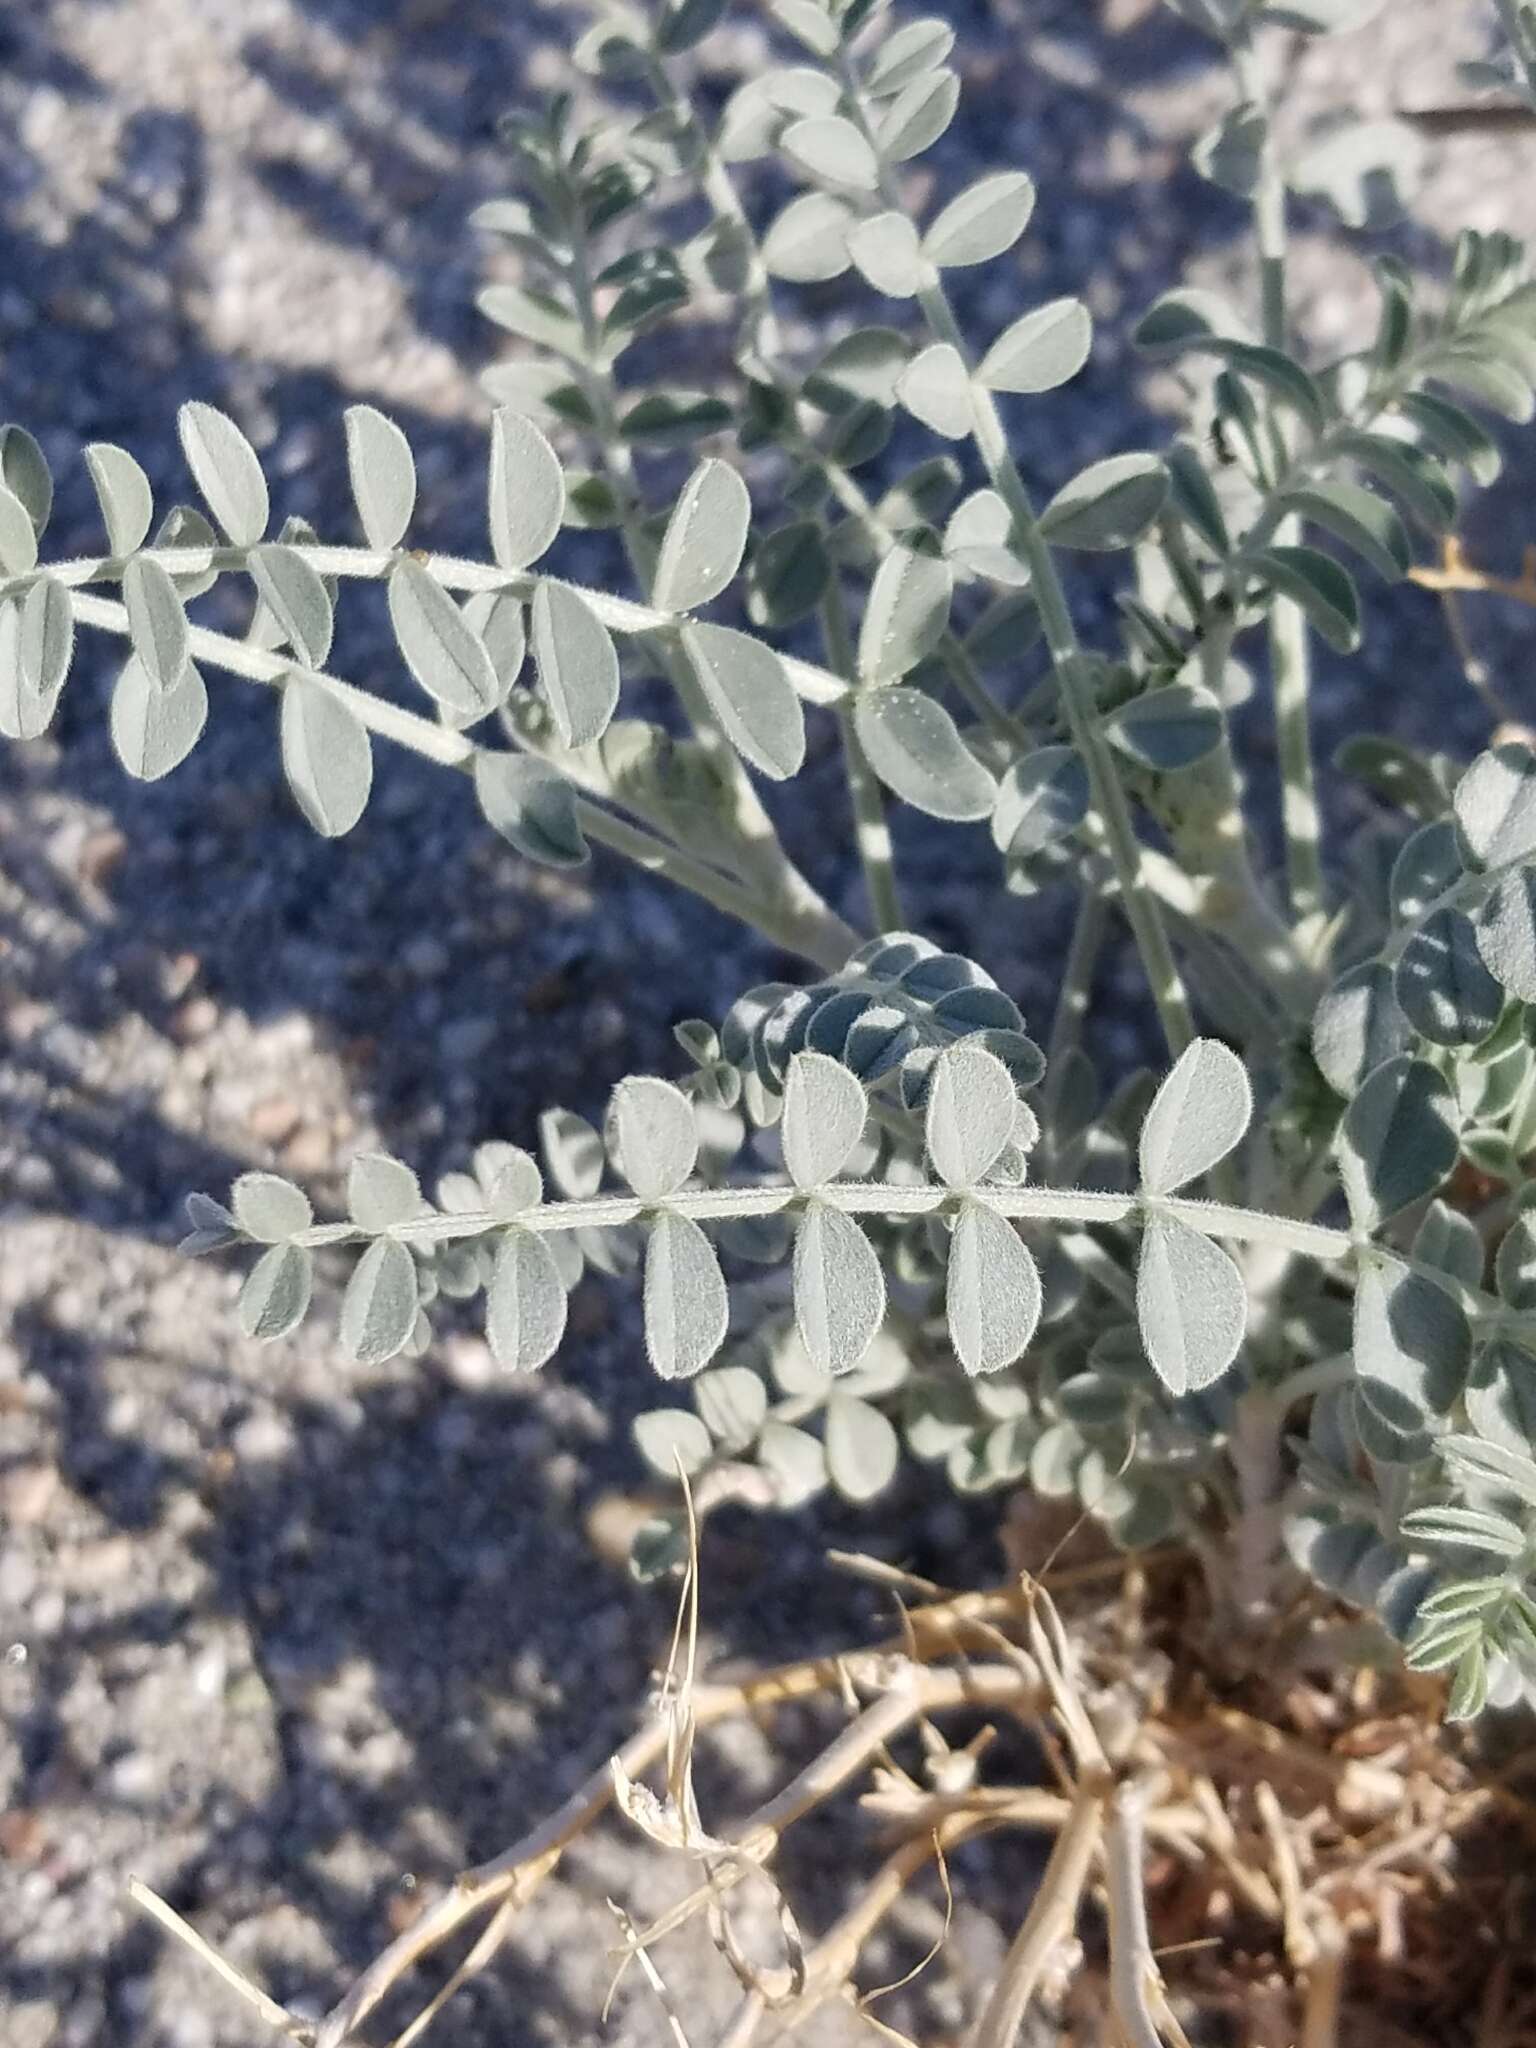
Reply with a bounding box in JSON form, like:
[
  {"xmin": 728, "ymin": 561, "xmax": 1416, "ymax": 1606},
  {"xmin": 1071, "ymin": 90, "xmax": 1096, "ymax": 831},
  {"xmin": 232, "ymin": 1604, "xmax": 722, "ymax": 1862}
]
[{"xmin": 3, "ymin": 2, "xmax": 1535, "ymax": 2043}]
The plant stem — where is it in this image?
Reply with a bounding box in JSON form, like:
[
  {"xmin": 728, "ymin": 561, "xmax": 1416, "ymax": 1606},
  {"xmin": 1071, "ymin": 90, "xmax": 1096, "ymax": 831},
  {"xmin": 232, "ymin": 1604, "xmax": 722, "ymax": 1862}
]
[
  {"xmin": 1048, "ymin": 881, "xmax": 1108, "ymax": 1071},
  {"xmin": 32, "ymin": 544, "xmax": 851, "ymax": 703},
  {"xmin": 277, "ymin": 1180, "xmax": 1357, "ymax": 1264},
  {"xmin": 1237, "ymin": 32, "xmax": 1322, "ymax": 932},
  {"xmin": 928, "ymin": 295, "xmax": 1195, "ymax": 1057},
  {"xmin": 67, "ymin": 591, "xmax": 857, "ymax": 970},
  {"xmin": 1229, "ymin": 1384, "xmax": 1285, "ymax": 1621},
  {"xmin": 813, "ymin": 570, "xmax": 900, "ymax": 929},
  {"xmin": 563, "ymin": 197, "xmax": 841, "ymax": 934},
  {"xmin": 640, "ymin": 34, "xmax": 905, "ymax": 933},
  {"xmin": 970, "ymin": 1786, "xmax": 1105, "ymax": 2048},
  {"xmin": 836, "ymin": 63, "xmax": 1195, "ymax": 1058},
  {"xmin": 1104, "ymin": 1781, "xmax": 1186, "ymax": 2048}
]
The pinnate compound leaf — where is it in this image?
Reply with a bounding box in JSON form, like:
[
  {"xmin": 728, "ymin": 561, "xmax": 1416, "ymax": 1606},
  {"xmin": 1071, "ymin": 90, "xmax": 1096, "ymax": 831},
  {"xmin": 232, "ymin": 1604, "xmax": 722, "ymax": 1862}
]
[
  {"xmin": 853, "ymin": 687, "xmax": 995, "ymax": 821},
  {"xmin": 794, "ymin": 1203, "xmax": 885, "ymax": 1374},
  {"xmin": 232, "ymin": 1172, "xmax": 313, "ymax": 1241},
  {"xmin": 1337, "ymin": 1056, "xmax": 1457, "ymax": 1228},
  {"xmin": 1400, "ymin": 1504, "xmax": 1524, "ymax": 1559},
  {"xmin": 238, "ymin": 1244, "xmax": 314, "ymax": 1342},
  {"xmin": 250, "ymin": 544, "xmax": 334, "ymax": 668},
  {"xmin": 922, "ymin": 170, "xmax": 1035, "ymax": 267},
  {"xmin": 540, "ymin": 1108, "xmax": 605, "ymax": 1198},
  {"xmin": 858, "ymin": 544, "xmax": 952, "ymax": 680},
  {"xmin": 991, "ymin": 746, "xmax": 1088, "ymax": 858},
  {"xmin": 680, "ymin": 622, "xmax": 805, "ymax": 780},
  {"xmin": 1105, "ymin": 681, "xmax": 1223, "ymax": 771},
  {"xmin": 757, "ymin": 1419, "xmax": 828, "ymax": 1504},
  {"xmin": 748, "ymin": 521, "xmax": 830, "ymax": 628},
  {"xmin": 475, "ymin": 1143, "xmax": 543, "ymax": 1218},
  {"xmin": 866, "ymin": 16, "xmax": 954, "ymax": 94},
  {"xmin": 1455, "ymin": 743, "xmax": 1536, "ymax": 871},
  {"xmin": 348, "ymin": 1153, "xmax": 424, "ymax": 1230},
  {"xmin": 84, "ymin": 443, "xmax": 154, "ymax": 556},
  {"xmin": 611, "ymin": 1077, "xmax": 698, "ymax": 1200},
  {"xmin": 1138, "ymin": 1039, "xmax": 1252, "ymax": 1195},
  {"xmin": 807, "ymin": 325, "xmax": 911, "ymax": 409},
  {"xmin": 944, "ymin": 488, "xmax": 1028, "ymax": 584},
  {"xmin": 1248, "ymin": 545, "xmax": 1361, "ymax": 654},
  {"xmin": 1137, "ymin": 1211, "xmax": 1246, "ymax": 1395},
  {"xmin": 344, "ymin": 405, "xmax": 416, "ymax": 550},
  {"xmin": 824, "ymin": 1393, "xmax": 899, "ymax": 1501},
  {"xmin": 178, "ymin": 401, "xmax": 268, "ymax": 545},
  {"xmin": 1476, "ymin": 869, "xmax": 1536, "ymax": 1002},
  {"xmin": 280, "ymin": 675, "xmax": 372, "ymax": 838},
  {"xmin": 633, "ymin": 1407, "xmax": 712, "ymax": 1478},
  {"xmin": 1039, "ymin": 454, "xmax": 1168, "ymax": 551},
  {"xmin": 947, "ymin": 1200, "xmax": 1041, "ymax": 1373},
  {"xmin": 896, "ymin": 343, "xmax": 974, "ymax": 439},
  {"xmin": 388, "ymin": 559, "xmax": 500, "ymax": 724},
  {"xmin": 847, "ymin": 211, "xmax": 925, "ymax": 297},
  {"xmin": 1394, "ymin": 907, "xmax": 1502, "ymax": 1045},
  {"xmin": 693, "ymin": 1366, "xmax": 768, "ymax": 1451},
  {"xmin": 155, "ymin": 505, "xmax": 221, "ymax": 600},
  {"xmin": 122, "ymin": 555, "xmax": 190, "ymax": 692},
  {"xmin": 645, "ymin": 1211, "xmax": 728, "ymax": 1379},
  {"xmin": 486, "ymin": 1228, "xmax": 567, "ymax": 1372},
  {"xmin": 1192, "ymin": 101, "xmax": 1266, "ymax": 195},
  {"xmin": 1312, "ymin": 959, "xmax": 1410, "ymax": 1094},
  {"xmin": 462, "ymin": 590, "xmax": 526, "ymax": 696},
  {"xmin": 780, "ymin": 115, "xmax": 878, "ymax": 191},
  {"xmin": 18, "ymin": 576, "xmax": 73, "ymax": 701},
  {"xmin": 110, "ymin": 656, "xmax": 207, "ymax": 780},
  {"xmin": 876, "ymin": 68, "xmax": 960, "ymax": 162},
  {"xmin": 0, "ymin": 426, "xmax": 51, "ymax": 539},
  {"xmin": 1391, "ymin": 819, "xmax": 1462, "ymax": 925},
  {"xmin": 1280, "ymin": 479, "xmax": 1409, "ymax": 582},
  {"xmin": 1353, "ymin": 1255, "xmax": 1471, "ymax": 1423},
  {"xmin": 473, "ymin": 753, "xmax": 589, "ymax": 868},
  {"xmin": 0, "ymin": 603, "xmax": 50, "ymax": 741},
  {"xmin": 782, "ymin": 1050, "xmax": 867, "ymax": 1188},
  {"xmin": 770, "ymin": 0, "xmax": 839, "ymax": 55},
  {"xmin": 1497, "ymin": 1216, "xmax": 1536, "ymax": 1311},
  {"xmin": 0, "ymin": 486, "xmax": 37, "ymax": 575},
  {"xmin": 1414, "ymin": 1200, "xmax": 1486, "ymax": 1291},
  {"xmin": 977, "ymin": 298, "xmax": 1092, "ymax": 395},
  {"xmin": 341, "ymin": 1236, "xmax": 419, "ymax": 1365},
  {"xmin": 1443, "ymin": 1431, "xmax": 1536, "ymax": 1509},
  {"xmin": 762, "ymin": 191, "xmax": 854, "ymax": 281},
  {"xmin": 925, "ymin": 1041, "xmax": 1018, "ymax": 1187},
  {"xmin": 489, "ymin": 409, "xmax": 563, "ymax": 571},
  {"xmin": 530, "ymin": 581, "xmax": 620, "ymax": 747}
]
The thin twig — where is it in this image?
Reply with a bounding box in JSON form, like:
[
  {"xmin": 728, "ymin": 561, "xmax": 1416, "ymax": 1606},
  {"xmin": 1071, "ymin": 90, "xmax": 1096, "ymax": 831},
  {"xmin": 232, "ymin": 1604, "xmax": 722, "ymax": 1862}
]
[
  {"xmin": 1254, "ymin": 1780, "xmax": 1315, "ymax": 1970},
  {"xmin": 1298, "ymin": 1917, "xmax": 1347, "ymax": 2048},
  {"xmin": 1104, "ymin": 1780, "xmax": 1189, "ymax": 2048},
  {"xmin": 970, "ymin": 1786, "xmax": 1106, "ymax": 2048},
  {"xmin": 126, "ymin": 1879, "xmax": 313, "ymax": 2043},
  {"xmin": 607, "ymin": 1900, "xmax": 696, "ymax": 2048}
]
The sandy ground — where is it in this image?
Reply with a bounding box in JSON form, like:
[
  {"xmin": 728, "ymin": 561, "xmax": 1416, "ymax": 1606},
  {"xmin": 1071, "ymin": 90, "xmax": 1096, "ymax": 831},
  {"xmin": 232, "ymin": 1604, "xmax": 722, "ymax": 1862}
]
[{"xmin": 3, "ymin": 2, "xmax": 1535, "ymax": 2043}]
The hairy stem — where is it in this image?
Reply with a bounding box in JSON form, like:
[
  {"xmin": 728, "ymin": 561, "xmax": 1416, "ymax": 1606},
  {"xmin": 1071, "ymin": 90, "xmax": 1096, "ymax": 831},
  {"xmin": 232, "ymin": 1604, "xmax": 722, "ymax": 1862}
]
[
  {"xmin": 32, "ymin": 544, "xmax": 849, "ymax": 704},
  {"xmin": 835, "ymin": 63, "xmax": 1195, "ymax": 1058},
  {"xmin": 66, "ymin": 591, "xmax": 857, "ymax": 969},
  {"xmin": 1234, "ymin": 32, "xmax": 1325, "ymax": 936},
  {"xmin": 822, "ymin": 579, "xmax": 904, "ymax": 931},
  {"xmin": 563, "ymin": 193, "xmax": 844, "ymax": 936}
]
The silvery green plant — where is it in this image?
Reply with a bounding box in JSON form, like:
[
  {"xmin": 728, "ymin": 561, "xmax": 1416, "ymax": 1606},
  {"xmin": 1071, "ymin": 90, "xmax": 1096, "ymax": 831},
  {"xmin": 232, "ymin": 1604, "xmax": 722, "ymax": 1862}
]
[{"xmin": 7, "ymin": 0, "xmax": 1536, "ymax": 1725}]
